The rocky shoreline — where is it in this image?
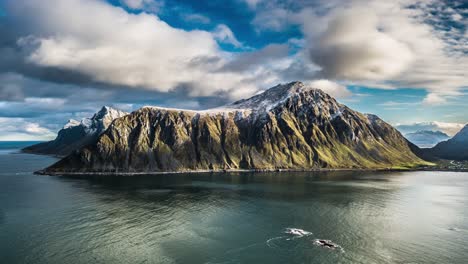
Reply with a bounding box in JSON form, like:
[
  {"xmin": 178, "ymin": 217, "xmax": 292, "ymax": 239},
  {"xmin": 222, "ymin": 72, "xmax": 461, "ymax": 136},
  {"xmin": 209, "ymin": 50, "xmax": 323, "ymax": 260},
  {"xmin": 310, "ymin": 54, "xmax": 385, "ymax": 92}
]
[{"xmin": 35, "ymin": 166, "xmax": 468, "ymax": 176}]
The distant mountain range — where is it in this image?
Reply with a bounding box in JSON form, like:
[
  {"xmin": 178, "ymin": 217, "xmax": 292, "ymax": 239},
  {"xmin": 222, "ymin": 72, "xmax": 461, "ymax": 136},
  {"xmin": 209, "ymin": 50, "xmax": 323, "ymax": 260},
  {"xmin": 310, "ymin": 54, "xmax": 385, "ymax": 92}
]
[
  {"xmin": 23, "ymin": 106, "xmax": 127, "ymax": 156},
  {"xmin": 404, "ymin": 130, "xmax": 450, "ymax": 148},
  {"xmin": 39, "ymin": 81, "xmax": 429, "ymax": 174}
]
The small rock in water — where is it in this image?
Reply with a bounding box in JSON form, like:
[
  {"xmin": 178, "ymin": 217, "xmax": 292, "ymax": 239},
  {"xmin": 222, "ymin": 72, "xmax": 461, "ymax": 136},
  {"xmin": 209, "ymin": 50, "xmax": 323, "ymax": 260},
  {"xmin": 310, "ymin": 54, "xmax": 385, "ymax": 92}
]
[
  {"xmin": 284, "ymin": 228, "xmax": 312, "ymax": 237},
  {"xmin": 314, "ymin": 239, "xmax": 341, "ymax": 250}
]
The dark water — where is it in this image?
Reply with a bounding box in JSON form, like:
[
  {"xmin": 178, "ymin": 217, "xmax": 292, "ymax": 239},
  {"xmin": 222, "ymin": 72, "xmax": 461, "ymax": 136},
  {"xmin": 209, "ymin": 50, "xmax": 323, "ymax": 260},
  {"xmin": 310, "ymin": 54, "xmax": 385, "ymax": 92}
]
[{"xmin": 1, "ymin": 142, "xmax": 468, "ymax": 264}]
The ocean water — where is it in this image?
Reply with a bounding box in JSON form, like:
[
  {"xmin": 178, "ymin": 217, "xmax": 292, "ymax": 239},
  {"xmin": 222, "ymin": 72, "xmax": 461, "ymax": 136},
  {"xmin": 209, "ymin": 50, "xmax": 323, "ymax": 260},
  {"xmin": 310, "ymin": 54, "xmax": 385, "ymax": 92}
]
[{"xmin": 1, "ymin": 141, "xmax": 468, "ymax": 264}]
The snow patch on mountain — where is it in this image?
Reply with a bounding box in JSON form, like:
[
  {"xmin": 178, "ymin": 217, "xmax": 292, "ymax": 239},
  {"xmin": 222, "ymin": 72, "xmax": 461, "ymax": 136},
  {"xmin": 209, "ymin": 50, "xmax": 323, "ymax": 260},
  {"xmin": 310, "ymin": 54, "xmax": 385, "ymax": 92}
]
[
  {"xmin": 63, "ymin": 119, "xmax": 81, "ymax": 129},
  {"xmin": 63, "ymin": 106, "xmax": 128, "ymax": 135},
  {"xmin": 144, "ymin": 82, "xmax": 333, "ymax": 117}
]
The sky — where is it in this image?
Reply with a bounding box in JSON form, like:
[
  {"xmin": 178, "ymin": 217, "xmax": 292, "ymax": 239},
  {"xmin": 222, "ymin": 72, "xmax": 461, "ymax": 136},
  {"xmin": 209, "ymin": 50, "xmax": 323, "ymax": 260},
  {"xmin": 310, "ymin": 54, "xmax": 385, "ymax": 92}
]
[{"xmin": 0, "ymin": 0, "xmax": 467, "ymax": 140}]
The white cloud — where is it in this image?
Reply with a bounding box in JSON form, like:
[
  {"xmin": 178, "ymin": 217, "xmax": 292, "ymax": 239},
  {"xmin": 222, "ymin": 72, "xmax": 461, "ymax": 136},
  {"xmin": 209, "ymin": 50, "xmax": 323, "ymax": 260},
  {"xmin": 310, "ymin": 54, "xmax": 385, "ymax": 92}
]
[
  {"xmin": 3, "ymin": 0, "xmax": 467, "ymax": 107},
  {"xmin": 395, "ymin": 121, "xmax": 465, "ymax": 136},
  {"xmin": 422, "ymin": 93, "xmax": 447, "ymax": 105},
  {"xmin": 10, "ymin": 0, "xmax": 262, "ymax": 100},
  {"xmin": 452, "ymin": 13, "xmax": 463, "ymax": 22},
  {"xmin": 213, "ymin": 24, "xmax": 242, "ymax": 48},
  {"xmin": 306, "ymin": 7, "xmax": 414, "ymax": 81},
  {"xmin": 24, "ymin": 122, "xmax": 51, "ymax": 134},
  {"xmin": 24, "ymin": 97, "xmax": 67, "ymax": 107},
  {"xmin": 0, "ymin": 117, "xmax": 55, "ymax": 140},
  {"xmin": 121, "ymin": 0, "xmax": 144, "ymax": 9},
  {"xmin": 308, "ymin": 79, "xmax": 351, "ymax": 99},
  {"xmin": 252, "ymin": 8, "xmax": 291, "ymax": 32},
  {"xmin": 250, "ymin": 0, "xmax": 468, "ymax": 98}
]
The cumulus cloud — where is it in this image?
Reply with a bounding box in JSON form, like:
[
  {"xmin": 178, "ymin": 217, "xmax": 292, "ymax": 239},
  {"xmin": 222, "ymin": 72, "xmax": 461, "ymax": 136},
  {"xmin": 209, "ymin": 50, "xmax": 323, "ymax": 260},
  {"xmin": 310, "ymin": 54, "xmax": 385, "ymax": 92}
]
[
  {"xmin": 0, "ymin": 117, "xmax": 55, "ymax": 140},
  {"xmin": 422, "ymin": 93, "xmax": 447, "ymax": 105},
  {"xmin": 4, "ymin": 0, "xmax": 266, "ymax": 99},
  {"xmin": 252, "ymin": 8, "xmax": 291, "ymax": 32},
  {"xmin": 249, "ymin": 0, "xmax": 467, "ymax": 104},
  {"xmin": 309, "ymin": 1, "xmax": 466, "ymax": 96},
  {"xmin": 212, "ymin": 24, "xmax": 243, "ymax": 48},
  {"xmin": 395, "ymin": 121, "xmax": 465, "ymax": 136},
  {"xmin": 308, "ymin": 79, "xmax": 351, "ymax": 99},
  {"xmin": 306, "ymin": 8, "xmax": 414, "ymax": 81}
]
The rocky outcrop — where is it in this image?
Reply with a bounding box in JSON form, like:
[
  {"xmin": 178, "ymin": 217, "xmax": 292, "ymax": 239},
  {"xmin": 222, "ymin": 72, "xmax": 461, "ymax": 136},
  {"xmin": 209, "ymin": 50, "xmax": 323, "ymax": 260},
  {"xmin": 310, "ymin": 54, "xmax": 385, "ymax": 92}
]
[
  {"xmin": 23, "ymin": 106, "xmax": 128, "ymax": 156},
  {"xmin": 43, "ymin": 82, "xmax": 429, "ymax": 173}
]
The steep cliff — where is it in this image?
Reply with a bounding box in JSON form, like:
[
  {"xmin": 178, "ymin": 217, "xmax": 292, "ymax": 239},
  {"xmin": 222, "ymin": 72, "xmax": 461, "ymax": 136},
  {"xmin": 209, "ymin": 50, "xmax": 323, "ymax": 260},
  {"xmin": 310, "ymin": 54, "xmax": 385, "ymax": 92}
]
[{"xmin": 44, "ymin": 82, "xmax": 428, "ymax": 173}]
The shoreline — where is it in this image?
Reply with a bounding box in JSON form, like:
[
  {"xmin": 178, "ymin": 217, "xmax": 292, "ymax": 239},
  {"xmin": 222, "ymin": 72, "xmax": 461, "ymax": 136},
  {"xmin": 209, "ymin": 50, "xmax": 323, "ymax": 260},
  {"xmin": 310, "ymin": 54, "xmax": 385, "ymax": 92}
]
[{"xmin": 35, "ymin": 167, "xmax": 468, "ymax": 176}]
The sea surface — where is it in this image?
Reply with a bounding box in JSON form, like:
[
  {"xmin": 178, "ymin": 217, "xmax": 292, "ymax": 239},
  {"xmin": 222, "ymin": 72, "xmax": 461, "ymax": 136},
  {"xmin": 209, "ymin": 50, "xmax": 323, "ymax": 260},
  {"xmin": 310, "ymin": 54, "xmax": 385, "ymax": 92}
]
[{"xmin": 1, "ymin": 141, "xmax": 468, "ymax": 264}]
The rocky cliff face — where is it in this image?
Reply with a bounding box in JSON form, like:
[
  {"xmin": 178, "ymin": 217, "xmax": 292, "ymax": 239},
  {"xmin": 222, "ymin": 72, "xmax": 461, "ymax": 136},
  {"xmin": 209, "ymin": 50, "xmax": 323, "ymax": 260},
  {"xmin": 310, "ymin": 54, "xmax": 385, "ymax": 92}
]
[
  {"xmin": 44, "ymin": 82, "xmax": 428, "ymax": 173},
  {"xmin": 23, "ymin": 106, "xmax": 128, "ymax": 156}
]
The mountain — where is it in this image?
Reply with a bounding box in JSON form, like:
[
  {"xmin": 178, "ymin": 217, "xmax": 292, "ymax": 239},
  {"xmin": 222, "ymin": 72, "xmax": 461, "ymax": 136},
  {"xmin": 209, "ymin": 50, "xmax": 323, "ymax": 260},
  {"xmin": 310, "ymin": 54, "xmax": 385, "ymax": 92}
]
[
  {"xmin": 404, "ymin": 130, "xmax": 450, "ymax": 148},
  {"xmin": 427, "ymin": 125, "xmax": 468, "ymax": 161},
  {"xmin": 42, "ymin": 82, "xmax": 429, "ymax": 174},
  {"xmin": 23, "ymin": 106, "xmax": 128, "ymax": 156}
]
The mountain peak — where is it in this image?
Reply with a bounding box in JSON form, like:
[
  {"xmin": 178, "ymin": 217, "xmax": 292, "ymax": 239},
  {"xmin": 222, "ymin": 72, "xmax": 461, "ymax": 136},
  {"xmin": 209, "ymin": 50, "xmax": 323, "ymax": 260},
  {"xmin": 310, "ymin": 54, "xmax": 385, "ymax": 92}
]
[
  {"xmin": 61, "ymin": 106, "xmax": 129, "ymax": 135},
  {"xmin": 260, "ymin": 81, "xmax": 322, "ymax": 96},
  {"xmin": 226, "ymin": 81, "xmax": 327, "ymax": 112},
  {"xmin": 93, "ymin": 106, "xmax": 127, "ymax": 120},
  {"xmin": 143, "ymin": 82, "xmax": 329, "ymax": 114},
  {"xmin": 24, "ymin": 106, "xmax": 129, "ymax": 157}
]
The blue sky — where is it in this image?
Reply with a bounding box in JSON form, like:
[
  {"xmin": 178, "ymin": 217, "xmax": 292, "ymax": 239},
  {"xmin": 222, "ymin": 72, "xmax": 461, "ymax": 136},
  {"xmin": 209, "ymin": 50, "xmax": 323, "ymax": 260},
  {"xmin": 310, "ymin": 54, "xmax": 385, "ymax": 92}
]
[{"xmin": 0, "ymin": 0, "xmax": 467, "ymax": 140}]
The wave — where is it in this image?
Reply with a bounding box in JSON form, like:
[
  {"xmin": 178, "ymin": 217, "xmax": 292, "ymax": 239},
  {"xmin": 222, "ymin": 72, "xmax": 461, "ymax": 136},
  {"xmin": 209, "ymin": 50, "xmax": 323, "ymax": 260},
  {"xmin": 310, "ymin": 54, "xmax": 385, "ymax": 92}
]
[{"xmin": 284, "ymin": 228, "xmax": 312, "ymax": 237}]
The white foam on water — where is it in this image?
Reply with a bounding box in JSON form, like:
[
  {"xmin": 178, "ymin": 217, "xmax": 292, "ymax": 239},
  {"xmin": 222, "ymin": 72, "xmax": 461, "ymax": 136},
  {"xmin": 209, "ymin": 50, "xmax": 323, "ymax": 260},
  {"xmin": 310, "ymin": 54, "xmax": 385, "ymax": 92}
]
[
  {"xmin": 266, "ymin": 236, "xmax": 286, "ymax": 249},
  {"xmin": 284, "ymin": 228, "xmax": 312, "ymax": 237}
]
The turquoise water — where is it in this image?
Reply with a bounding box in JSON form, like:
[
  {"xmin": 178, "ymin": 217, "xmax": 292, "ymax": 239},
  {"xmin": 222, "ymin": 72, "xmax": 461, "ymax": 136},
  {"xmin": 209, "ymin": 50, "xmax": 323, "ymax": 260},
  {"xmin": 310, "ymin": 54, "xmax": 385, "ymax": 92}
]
[{"xmin": 1, "ymin": 141, "xmax": 468, "ymax": 263}]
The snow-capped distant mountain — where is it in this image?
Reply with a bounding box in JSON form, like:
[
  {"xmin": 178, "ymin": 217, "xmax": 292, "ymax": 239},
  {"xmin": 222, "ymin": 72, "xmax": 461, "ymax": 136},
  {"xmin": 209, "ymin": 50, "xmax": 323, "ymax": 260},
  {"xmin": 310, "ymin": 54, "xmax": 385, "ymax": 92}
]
[
  {"xmin": 23, "ymin": 106, "xmax": 128, "ymax": 156},
  {"xmin": 395, "ymin": 122, "xmax": 464, "ymax": 137},
  {"xmin": 404, "ymin": 130, "xmax": 450, "ymax": 148}
]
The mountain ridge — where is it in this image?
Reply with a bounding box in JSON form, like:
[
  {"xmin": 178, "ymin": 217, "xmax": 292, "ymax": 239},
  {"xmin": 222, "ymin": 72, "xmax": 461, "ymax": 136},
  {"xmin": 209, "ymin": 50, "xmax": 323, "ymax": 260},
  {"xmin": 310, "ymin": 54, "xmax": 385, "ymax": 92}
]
[
  {"xmin": 426, "ymin": 124, "xmax": 468, "ymax": 161},
  {"xmin": 41, "ymin": 82, "xmax": 430, "ymax": 174}
]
